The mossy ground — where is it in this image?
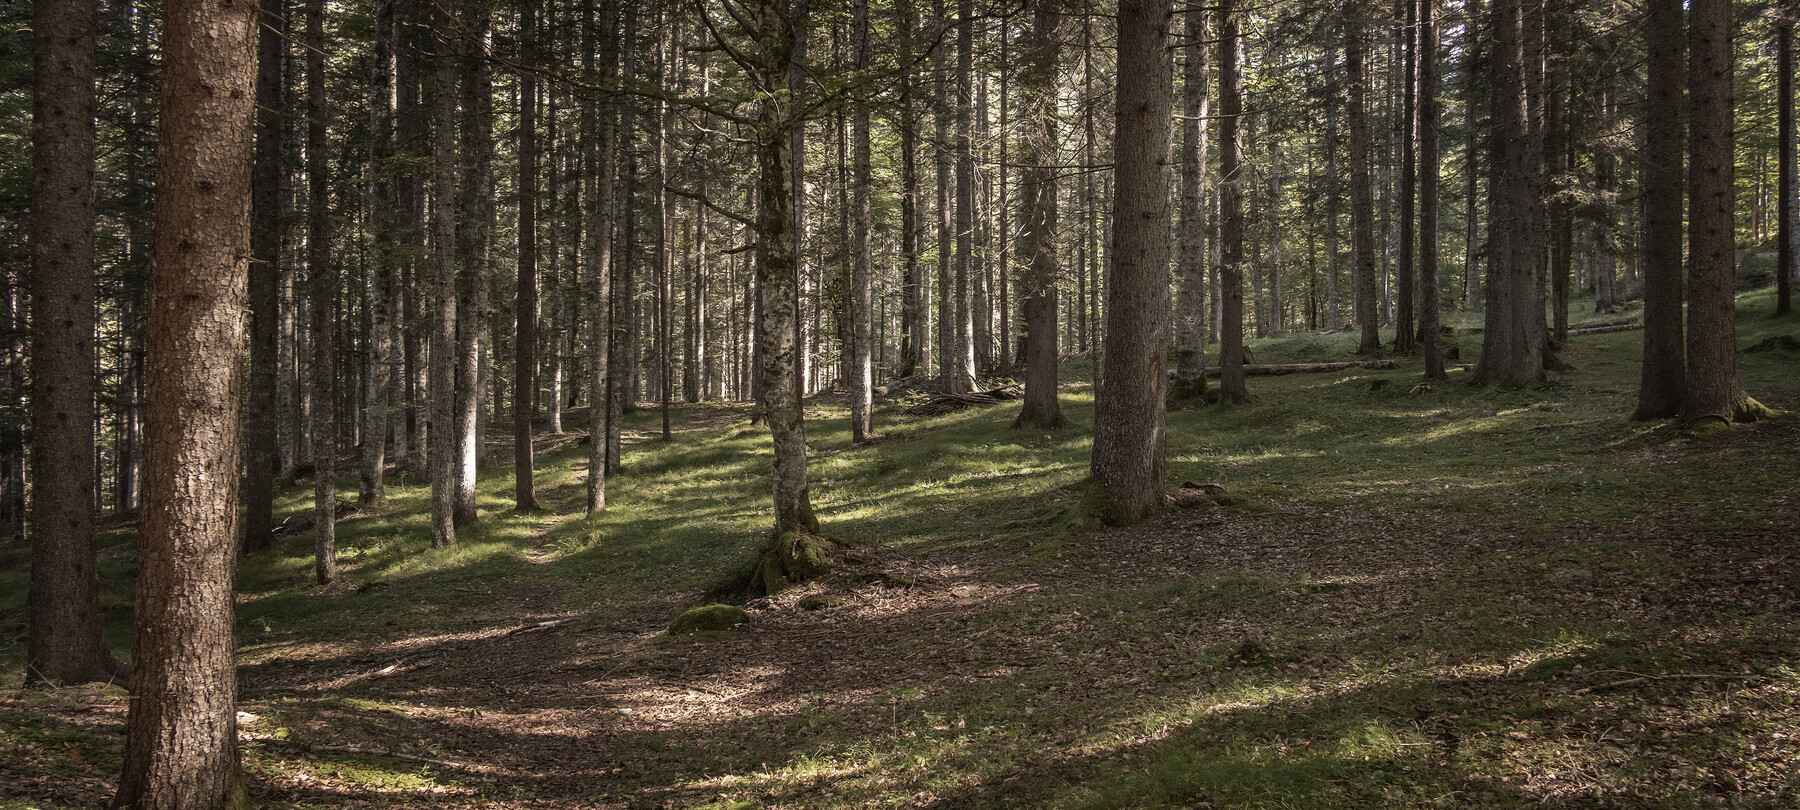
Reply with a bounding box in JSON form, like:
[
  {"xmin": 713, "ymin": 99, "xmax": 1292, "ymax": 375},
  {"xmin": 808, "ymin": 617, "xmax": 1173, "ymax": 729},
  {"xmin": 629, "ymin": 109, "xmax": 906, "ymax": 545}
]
[{"xmin": 1, "ymin": 289, "xmax": 1797, "ymax": 808}]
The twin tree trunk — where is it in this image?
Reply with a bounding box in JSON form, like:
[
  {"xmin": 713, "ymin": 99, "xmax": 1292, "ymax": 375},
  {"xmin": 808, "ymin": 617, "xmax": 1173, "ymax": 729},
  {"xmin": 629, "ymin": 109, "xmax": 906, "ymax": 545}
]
[
  {"xmin": 1088, "ymin": 0, "xmax": 1172, "ymax": 527},
  {"xmin": 1476, "ymin": 0, "xmax": 1551, "ymax": 387},
  {"xmin": 113, "ymin": 0, "xmax": 258, "ymax": 805}
]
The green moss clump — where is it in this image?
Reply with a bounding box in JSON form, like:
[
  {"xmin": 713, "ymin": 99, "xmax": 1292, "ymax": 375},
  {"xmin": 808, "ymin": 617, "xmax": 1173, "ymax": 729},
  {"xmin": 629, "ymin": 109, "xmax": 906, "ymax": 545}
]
[
  {"xmin": 668, "ymin": 604, "xmax": 749, "ymax": 637},
  {"xmin": 751, "ymin": 531, "xmax": 837, "ymax": 596}
]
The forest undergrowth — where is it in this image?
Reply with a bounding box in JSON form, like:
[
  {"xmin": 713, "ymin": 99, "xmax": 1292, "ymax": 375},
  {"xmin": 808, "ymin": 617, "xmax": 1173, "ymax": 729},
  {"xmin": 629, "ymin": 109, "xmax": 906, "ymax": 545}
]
[{"xmin": 3, "ymin": 291, "xmax": 1799, "ymax": 809}]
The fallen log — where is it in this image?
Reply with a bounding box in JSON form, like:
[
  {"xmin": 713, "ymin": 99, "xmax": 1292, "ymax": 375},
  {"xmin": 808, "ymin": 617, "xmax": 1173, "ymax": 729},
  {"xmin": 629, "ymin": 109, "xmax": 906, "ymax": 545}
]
[
  {"xmin": 903, "ymin": 385, "xmax": 1024, "ymax": 416},
  {"xmin": 1567, "ymin": 322, "xmax": 1642, "ymax": 336},
  {"xmin": 1201, "ymin": 359, "xmax": 1397, "ymax": 378}
]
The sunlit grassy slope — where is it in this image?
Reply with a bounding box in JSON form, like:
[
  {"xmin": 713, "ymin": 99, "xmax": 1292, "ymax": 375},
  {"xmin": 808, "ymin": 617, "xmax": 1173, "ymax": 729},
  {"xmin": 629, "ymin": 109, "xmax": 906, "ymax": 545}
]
[
  {"xmin": 0, "ymin": 288, "xmax": 1796, "ymax": 808},
  {"xmin": 3, "ymin": 289, "xmax": 1798, "ymax": 676}
]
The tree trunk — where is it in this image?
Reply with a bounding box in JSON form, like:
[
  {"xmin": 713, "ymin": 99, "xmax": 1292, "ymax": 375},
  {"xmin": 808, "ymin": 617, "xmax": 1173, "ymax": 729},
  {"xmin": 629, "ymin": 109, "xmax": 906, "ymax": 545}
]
[
  {"xmin": 1476, "ymin": 0, "xmax": 1551, "ymax": 387},
  {"xmin": 897, "ymin": 0, "xmax": 924, "ymax": 378},
  {"xmin": 1418, "ymin": 0, "xmax": 1445, "ymax": 380},
  {"xmin": 1394, "ymin": 0, "xmax": 1417, "ymax": 355},
  {"xmin": 113, "ymin": 0, "xmax": 256, "ymax": 803},
  {"xmin": 850, "ymin": 0, "xmax": 875, "ymax": 442},
  {"xmin": 585, "ymin": 0, "xmax": 616, "ymax": 515},
  {"xmin": 429, "ymin": 0, "xmax": 458, "ymax": 548},
  {"xmin": 952, "ymin": 0, "xmax": 977, "ymax": 393},
  {"xmin": 244, "ymin": 0, "xmax": 285, "ymax": 549},
  {"xmin": 935, "ymin": 0, "xmax": 957, "ymax": 393},
  {"xmin": 1014, "ymin": 0, "xmax": 1064, "ymax": 429},
  {"xmin": 1218, "ymin": 0, "xmax": 1248, "ymax": 403},
  {"xmin": 304, "ymin": 0, "xmax": 336, "ymax": 585},
  {"xmin": 1089, "ymin": 0, "xmax": 1172, "ymax": 527},
  {"xmin": 1634, "ymin": 0, "xmax": 1684, "ymax": 418},
  {"xmin": 750, "ymin": 0, "xmax": 819, "ymax": 536},
  {"xmin": 455, "ymin": 0, "xmax": 494, "ymax": 527},
  {"xmin": 1173, "ymin": 4, "xmax": 1210, "ymax": 401},
  {"xmin": 1682, "ymin": 0, "xmax": 1761, "ymax": 424},
  {"xmin": 360, "ymin": 0, "xmax": 394, "ymax": 510},
  {"xmin": 1347, "ymin": 4, "xmax": 1381, "ymax": 354},
  {"xmin": 26, "ymin": 0, "xmax": 127, "ymax": 687},
  {"xmin": 1779, "ymin": 9, "xmax": 1795, "ymax": 316},
  {"xmin": 515, "ymin": 0, "xmax": 540, "ymax": 510}
]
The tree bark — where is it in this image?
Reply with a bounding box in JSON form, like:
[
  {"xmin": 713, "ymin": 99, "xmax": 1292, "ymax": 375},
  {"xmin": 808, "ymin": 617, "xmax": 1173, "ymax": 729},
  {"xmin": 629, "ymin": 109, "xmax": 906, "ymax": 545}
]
[
  {"xmin": 455, "ymin": 0, "xmax": 494, "ymax": 526},
  {"xmin": 584, "ymin": 0, "xmax": 616, "ymax": 515},
  {"xmin": 1682, "ymin": 0, "xmax": 1759, "ymax": 424},
  {"xmin": 515, "ymin": 0, "xmax": 540, "ymax": 511},
  {"xmin": 1634, "ymin": 0, "xmax": 1684, "ymax": 418},
  {"xmin": 952, "ymin": 0, "xmax": 977, "ymax": 393},
  {"xmin": 1394, "ymin": 0, "xmax": 1417, "ymax": 356},
  {"xmin": 1779, "ymin": 7, "xmax": 1795, "ymax": 316},
  {"xmin": 1172, "ymin": 4, "xmax": 1210, "ymax": 401},
  {"xmin": 750, "ymin": 0, "xmax": 819, "ymax": 536},
  {"xmin": 897, "ymin": 0, "xmax": 924, "ymax": 378},
  {"xmin": 1089, "ymin": 0, "xmax": 1172, "ymax": 527},
  {"xmin": 1347, "ymin": 4, "xmax": 1381, "ymax": 354},
  {"xmin": 429, "ymin": 0, "xmax": 458, "ymax": 548},
  {"xmin": 1476, "ymin": 0, "xmax": 1551, "ymax": 387},
  {"xmin": 244, "ymin": 0, "xmax": 286, "ymax": 549},
  {"xmin": 1014, "ymin": 0, "xmax": 1063, "ymax": 429},
  {"xmin": 113, "ymin": 0, "xmax": 257, "ymax": 803},
  {"xmin": 1218, "ymin": 0, "xmax": 1248, "ymax": 402},
  {"xmin": 850, "ymin": 0, "xmax": 875, "ymax": 442},
  {"xmin": 1417, "ymin": 0, "xmax": 1445, "ymax": 380},
  {"xmin": 26, "ymin": 0, "xmax": 127, "ymax": 687},
  {"xmin": 302, "ymin": 0, "xmax": 336, "ymax": 585}
]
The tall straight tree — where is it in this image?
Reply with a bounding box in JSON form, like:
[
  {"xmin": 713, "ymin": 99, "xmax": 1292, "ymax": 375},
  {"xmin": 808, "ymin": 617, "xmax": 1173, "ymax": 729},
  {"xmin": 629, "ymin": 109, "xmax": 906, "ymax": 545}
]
[
  {"xmin": 1417, "ymin": 0, "xmax": 1445, "ymax": 380},
  {"xmin": 304, "ymin": 0, "xmax": 336, "ymax": 585},
  {"xmin": 112, "ymin": 0, "xmax": 257, "ymax": 803},
  {"xmin": 934, "ymin": 0, "xmax": 956, "ymax": 393},
  {"xmin": 359, "ymin": 0, "xmax": 394, "ymax": 510},
  {"xmin": 951, "ymin": 0, "xmax": 977, "ymax": 393},
  {"xmin": 1346, "ymin": 4, "xmax": 1381, "ymax": 355},
  {"xmin": 26, "ymin": 0, "xmax": 128, "ymax": 687},
  {"xmin": 1013, "ymin": 0, "xmax": 1063, "ymax": 428},
  {"xmin": 1172, "ymin": 3, "xmax": 1209, "ymax": 401},
  {"xmin": 1778, "ymin": 3, "xmax": 1795, "ymax": 317},
  {"xmin": 849, "ymin": 0, "xmax": 874, "ymax": 442},
  {"xmin": 584, "ymin": 0, "xmax": 616, "ymax": 515},
  {"xmin": 515, "ymin": 0, "xmax": 541, "ymax": 511},
  {"xmin": 1634, "ymin": 0, "xmax": 1684, "ymax": 418},
  {"xmin": 1089, "ymin": 0, "xmax": 1173, "ymax": 526},
  {"xmin": 1682, "ymin": 0, "xmax": 1763, "ymax": 424},
  {"xmin": 1217, "ymin": 0, "xmax": 1248, "ymax": 403},
  {"xmin": 428, "ymin": 0, "xmax": 458, "ymax": 548},
  {"xmin": 1476, "ymin": 0, "xmax": 1551, "ymax": 387},
  {"xmin": 1394, "ymin": 0, "xmax": 1417, "ymax": 356},
  {"xmin": 244, "ymin": 0, "xmax": 285, "ymax": 548},
  {"xmin": 455, "ymin": 0, "xmax": 495, "ymax": 525},
  {"xmin": 897, "ymin": 0, "xmax": 925, "ymax": 378}
]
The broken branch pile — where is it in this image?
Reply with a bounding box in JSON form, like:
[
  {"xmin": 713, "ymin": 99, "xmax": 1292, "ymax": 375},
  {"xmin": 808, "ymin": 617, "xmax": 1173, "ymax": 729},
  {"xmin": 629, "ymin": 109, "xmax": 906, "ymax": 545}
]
[{"xmin": 902, "ymin": 385, "xmax": 1024, "ymax": 416}]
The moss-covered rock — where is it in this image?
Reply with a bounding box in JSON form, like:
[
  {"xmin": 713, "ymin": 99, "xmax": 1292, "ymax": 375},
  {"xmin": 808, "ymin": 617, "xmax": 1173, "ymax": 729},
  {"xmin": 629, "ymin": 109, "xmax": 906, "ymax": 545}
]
[{"xmin": 667, "ymin": 604, "xmax": 749, "ymax": 637}]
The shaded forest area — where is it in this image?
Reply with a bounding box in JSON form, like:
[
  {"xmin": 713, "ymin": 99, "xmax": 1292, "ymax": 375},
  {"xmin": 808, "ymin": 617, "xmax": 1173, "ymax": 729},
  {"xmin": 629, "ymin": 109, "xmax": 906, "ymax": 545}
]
[{"xmin": 3, "ymin": 0, "xmax": 1800, "ymax": 806}]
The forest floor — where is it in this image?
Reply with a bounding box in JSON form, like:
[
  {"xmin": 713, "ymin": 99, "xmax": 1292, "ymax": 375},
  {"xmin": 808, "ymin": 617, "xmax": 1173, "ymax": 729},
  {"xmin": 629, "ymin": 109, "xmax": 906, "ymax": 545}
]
[{"xmin": 4, "ymin": 292, "xmax": 1800, "ymax": 809}]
